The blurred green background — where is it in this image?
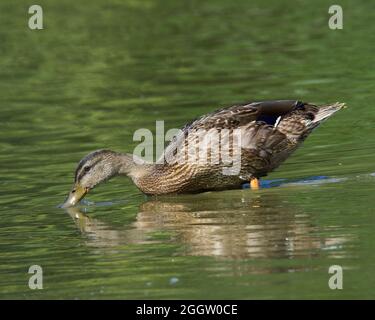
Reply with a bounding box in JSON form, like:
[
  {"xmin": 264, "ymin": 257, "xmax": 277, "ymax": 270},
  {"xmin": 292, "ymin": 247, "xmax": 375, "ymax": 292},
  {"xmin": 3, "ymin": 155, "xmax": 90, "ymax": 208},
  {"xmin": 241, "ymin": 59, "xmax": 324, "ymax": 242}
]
[{"xmin": 0, "ymin": 0, "xmax": 375, "ymax": 299}]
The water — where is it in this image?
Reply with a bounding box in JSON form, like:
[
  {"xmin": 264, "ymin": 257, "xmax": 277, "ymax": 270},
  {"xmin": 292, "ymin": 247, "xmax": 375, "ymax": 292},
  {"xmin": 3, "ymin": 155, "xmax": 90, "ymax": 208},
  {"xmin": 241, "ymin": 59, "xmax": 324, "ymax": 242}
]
[{"xmin": 1, "ymin": 0, "xmax": 375, "ymax": 299}]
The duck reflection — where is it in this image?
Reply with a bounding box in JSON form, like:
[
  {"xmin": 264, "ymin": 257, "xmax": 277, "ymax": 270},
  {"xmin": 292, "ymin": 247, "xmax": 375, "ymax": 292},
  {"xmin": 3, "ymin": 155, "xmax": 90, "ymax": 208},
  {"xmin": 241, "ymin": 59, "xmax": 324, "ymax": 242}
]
[{"xmin": 65, "ymin": 190, "xmax": 347, "ymax": 259}]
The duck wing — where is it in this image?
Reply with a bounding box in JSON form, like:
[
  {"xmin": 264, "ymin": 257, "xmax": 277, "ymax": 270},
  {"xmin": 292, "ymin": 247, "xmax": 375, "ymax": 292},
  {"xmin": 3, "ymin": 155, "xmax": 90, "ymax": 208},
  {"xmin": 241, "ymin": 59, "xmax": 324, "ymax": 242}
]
[
  {"xmin": 240, "ymin": 102, "xmax": 344, "ymax": 177},
  {"xmin": 161, "ymin": 100, "xmax": 343, "ymax": 172},
  {"xmin": 182, "ymin": 100, "xmax": 303, "ymax": 130},
  {"xmin": 161, "ymin": 100, "xmax": 302, "ymax": 165}
]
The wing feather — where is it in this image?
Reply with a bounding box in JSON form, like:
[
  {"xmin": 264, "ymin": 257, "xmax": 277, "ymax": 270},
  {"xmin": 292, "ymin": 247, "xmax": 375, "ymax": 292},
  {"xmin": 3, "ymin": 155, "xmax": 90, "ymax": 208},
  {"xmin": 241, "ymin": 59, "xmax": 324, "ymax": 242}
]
[{"xmin": 161, "ymin": 100, "xmax": 301, "ymax": 164}]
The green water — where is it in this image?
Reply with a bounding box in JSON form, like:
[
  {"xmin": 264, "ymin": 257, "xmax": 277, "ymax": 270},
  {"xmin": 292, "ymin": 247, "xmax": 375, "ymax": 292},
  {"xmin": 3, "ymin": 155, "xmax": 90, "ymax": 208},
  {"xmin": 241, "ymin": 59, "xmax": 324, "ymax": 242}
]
[{"xmin": 1, "ymin": 0, "xmax": 375, "ymax": 299}]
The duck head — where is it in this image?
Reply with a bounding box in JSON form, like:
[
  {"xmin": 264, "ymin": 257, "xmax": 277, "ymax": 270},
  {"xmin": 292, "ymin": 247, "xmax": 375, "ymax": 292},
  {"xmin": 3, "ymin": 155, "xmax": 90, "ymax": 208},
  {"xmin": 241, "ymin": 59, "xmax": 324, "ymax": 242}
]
[{"xmin": 62, "ymin": 149, "xmax": 136, "ymax": 207}]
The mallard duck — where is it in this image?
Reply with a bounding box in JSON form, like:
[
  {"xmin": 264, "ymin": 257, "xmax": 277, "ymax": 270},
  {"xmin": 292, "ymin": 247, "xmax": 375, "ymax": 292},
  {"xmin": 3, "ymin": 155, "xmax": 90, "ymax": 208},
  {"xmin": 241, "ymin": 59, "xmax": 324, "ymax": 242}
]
[{"xmin": 62, "ymin": 100, "xmax": 344, "ymax": 207}]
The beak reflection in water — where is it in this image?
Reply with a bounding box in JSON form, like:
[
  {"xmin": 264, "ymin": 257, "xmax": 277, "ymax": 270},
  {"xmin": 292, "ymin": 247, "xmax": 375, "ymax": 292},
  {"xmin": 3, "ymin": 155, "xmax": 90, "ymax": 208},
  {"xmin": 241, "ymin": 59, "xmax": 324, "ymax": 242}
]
[{"xmin": 62, "ymin": 184, "xmax": 88, "ymax": 208}]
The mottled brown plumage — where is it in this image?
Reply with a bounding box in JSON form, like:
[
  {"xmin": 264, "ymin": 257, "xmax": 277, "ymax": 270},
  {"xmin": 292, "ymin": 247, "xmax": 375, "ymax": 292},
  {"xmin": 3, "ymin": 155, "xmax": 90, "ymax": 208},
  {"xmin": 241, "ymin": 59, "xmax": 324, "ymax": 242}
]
[{"xmin": 63, "ymin": 100, "xmax": 344, "ymax": 207}]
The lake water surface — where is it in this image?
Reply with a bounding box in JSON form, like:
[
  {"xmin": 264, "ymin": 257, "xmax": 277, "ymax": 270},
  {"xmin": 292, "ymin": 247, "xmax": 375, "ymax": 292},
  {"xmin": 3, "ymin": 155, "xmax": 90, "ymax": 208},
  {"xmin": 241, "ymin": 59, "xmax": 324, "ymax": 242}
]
[{"xmin": 1, "ymin": 0, "xmax": 375, "ymax": 299}]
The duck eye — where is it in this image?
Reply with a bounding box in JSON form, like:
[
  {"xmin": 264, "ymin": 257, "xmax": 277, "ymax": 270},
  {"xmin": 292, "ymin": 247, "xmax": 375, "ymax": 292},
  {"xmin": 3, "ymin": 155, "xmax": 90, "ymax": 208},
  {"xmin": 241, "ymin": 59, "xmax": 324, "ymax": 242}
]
[
  {"xmin": 71, "ymin": 189, "xmax": 76, "ymax": 194},
  {"xmin": 84, "ymin": 166, "xmax": 91, "ymax": 172}
]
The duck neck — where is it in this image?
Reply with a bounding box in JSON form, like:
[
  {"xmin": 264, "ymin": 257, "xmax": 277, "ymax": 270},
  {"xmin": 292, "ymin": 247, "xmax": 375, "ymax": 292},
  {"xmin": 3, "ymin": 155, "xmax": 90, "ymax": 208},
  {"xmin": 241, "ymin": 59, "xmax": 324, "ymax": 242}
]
[{"xmin": 117, "ymin": 153, "xmax": 150, "ymax": 178}]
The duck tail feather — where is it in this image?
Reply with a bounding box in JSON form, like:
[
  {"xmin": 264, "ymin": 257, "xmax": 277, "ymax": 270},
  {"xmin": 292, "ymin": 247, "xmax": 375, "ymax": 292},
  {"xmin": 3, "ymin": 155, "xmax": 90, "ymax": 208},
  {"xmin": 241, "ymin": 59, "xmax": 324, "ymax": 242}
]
[
  {"xmin": 277, "ymin": 102, "xmax": 345, "ymax": 142},
  {"xmin": 311, "ymin": 102, "xmax": 346, "ymax": 124}
]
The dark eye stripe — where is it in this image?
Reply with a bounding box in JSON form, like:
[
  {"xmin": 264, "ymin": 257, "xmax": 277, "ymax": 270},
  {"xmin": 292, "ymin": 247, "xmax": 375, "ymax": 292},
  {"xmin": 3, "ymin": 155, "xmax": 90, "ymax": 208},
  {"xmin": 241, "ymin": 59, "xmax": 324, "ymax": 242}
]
[
  {"xmin": 74, "ymin": 150, "xmax": 114, "ymax": 182},
  {"xmin": 75, "ymin": 160, "xmax": 100, "ymax": 182}
]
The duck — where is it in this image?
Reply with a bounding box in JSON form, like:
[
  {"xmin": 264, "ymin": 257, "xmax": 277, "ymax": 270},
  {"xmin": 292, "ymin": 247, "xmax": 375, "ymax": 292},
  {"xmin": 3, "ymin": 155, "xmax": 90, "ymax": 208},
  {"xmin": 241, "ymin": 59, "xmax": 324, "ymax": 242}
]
[{"xmin": 62, "ymin": 100, "xmax": 344, "ymax": 207}]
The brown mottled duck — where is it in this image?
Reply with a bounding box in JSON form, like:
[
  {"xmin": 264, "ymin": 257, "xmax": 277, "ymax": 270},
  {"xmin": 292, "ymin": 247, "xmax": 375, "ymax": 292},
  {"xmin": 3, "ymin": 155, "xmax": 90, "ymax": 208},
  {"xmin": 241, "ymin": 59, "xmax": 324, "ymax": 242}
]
[{"xmin": 62, "ymin": 100, "xmax": 344, "ymax": 207}]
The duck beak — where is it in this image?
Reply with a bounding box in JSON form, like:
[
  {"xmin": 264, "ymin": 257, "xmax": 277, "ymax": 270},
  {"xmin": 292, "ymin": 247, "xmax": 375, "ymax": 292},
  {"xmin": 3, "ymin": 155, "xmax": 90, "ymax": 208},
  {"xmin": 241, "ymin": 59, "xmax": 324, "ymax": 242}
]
[{"xmin": 62, "ymin": 184, "xmax": 88, "ymax": 208}]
